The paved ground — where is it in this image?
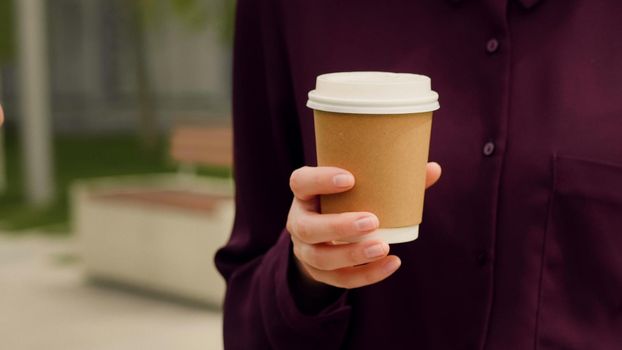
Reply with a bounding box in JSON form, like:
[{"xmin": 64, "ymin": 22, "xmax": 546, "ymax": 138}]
[{"xmin": 0, "ymin": 233, "xmax": 223, "ymax": 350}]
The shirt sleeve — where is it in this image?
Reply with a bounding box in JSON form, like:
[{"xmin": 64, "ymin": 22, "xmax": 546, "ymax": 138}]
[{"xmin": 213, "ymin": 0, "xmax": 352, "ymax": 348}]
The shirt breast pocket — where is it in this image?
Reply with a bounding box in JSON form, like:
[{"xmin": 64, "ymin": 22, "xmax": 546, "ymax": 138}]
[{"xmin": 537, "ymin": 155, "xmax": 622, "ymax": 350}]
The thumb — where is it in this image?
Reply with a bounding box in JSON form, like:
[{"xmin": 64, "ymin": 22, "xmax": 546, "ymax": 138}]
[{"xmin": 425, "ymin": 162, "xmax": 442, "ymax": 189}]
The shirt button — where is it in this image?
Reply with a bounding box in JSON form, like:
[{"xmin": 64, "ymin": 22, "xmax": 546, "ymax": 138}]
[
  {"xmin": 482, "ymin": 141, "xmax": 495, "ymax": 156},
  {"xmin": 486, "ymin": 38, "xmax": 500, "ymax": 53}
]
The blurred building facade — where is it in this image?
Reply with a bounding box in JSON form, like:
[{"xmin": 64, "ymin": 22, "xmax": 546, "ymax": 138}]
[{"xmin": 0, "ymin": 0, "xmax": 231, "ymax": 133}]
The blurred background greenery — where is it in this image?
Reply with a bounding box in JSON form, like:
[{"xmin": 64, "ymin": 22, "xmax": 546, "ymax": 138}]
[
  {"xmin": 0, "ymin": 0, "xmax": 235, "ymax": 233},
  {"xmin": 1, "ymin": 2, "xmax": 236, "ymax": 349}
]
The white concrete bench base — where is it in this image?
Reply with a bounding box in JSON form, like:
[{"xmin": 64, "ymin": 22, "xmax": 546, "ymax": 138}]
[{"xmin": 72, "ymin": 176, "xmax": 233, "ymax": 307}]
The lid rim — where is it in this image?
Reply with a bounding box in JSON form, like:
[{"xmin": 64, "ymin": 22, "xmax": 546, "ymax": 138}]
[
  {"xmin": 308, "ymin": 90, "xmax": 439, "ymax": 106},
  {"xmin": 307, "ymin": 100, "xmax": 440, "ymax": 114}
]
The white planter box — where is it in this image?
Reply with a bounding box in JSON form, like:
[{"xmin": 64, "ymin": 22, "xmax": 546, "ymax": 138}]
[{"xmin": 72, "ymin": 175, "xmax": 233, "ymax": 306}]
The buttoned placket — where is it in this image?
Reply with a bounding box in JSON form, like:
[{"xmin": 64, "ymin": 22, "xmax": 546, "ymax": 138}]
[{"xmin": 477, "ymin": 3, "xmax": 514, "ymax": 349}]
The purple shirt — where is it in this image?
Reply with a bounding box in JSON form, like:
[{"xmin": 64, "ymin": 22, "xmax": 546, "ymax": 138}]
[{"xmin": 215, "ymin": 0, "xmax": 622, "ymax": 348}]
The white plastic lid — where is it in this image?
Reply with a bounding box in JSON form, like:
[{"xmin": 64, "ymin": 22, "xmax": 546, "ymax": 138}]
[{"xmin": 307, "ymin": 71, "xmax": 439, "ymax": 114}]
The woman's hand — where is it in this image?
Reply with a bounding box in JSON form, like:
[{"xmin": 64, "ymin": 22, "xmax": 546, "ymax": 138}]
[{"xmin": 287, "ymin": 163, "xmax": 442, "ymax": 289}]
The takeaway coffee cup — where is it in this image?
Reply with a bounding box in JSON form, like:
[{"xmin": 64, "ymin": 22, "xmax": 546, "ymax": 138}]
[{"xmin": 307, "ymin": 72, "xmax": 439, "ymax": 244}]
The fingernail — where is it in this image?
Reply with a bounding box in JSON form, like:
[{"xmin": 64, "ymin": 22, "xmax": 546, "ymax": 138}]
[
  {"xmin": 333, "ymin": 174, "xmax": 354, "ymax": 187},
  {"xmin": 382, "ymin": 258, "xmax": 401, "ymax": 274},
  {"xmin": 354, "ymin": 216, "xmax": 377, "ymax": 231},
  {"xmin": 364, "ymin": 243, "xmax": 388, "ymax": 259}
]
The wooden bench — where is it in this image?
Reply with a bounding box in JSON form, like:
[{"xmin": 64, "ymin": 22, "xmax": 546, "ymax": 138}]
[
  {"xmin": 89, "ymin": 125, "xmax": 234, "ymax": 211},
  {"xmin": 170, "ymin": 125, "xmax": 233, "ymax": 169},
  {"xmin": 74, "ymin": 124, "xmax": 235, "ymax": 307}
]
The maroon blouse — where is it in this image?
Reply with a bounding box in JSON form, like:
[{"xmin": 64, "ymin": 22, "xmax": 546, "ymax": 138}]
[{"xmin": 215, "ymin": 0, "xmax": 622, "ymax": 348}]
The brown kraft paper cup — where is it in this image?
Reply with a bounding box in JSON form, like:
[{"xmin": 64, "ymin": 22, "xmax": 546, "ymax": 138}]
[
  {"xmin": 314, "ymin": 110, "xmax": 433, "ymax": 229},
  {"xmin": 307, "ymin": 72, "xmax": 439, "ymax": 244}
]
